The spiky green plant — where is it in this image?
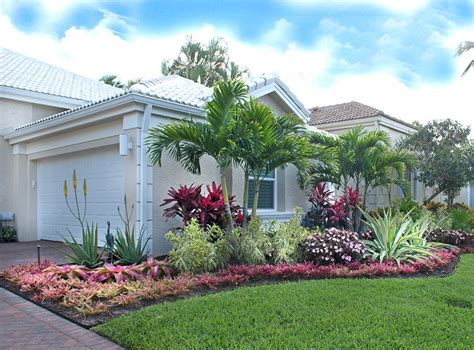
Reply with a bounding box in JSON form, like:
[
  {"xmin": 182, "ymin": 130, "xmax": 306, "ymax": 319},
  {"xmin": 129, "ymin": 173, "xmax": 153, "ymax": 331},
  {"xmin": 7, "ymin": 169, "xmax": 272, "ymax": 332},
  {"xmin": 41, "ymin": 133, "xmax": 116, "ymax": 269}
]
[
  {"xmin": 362, "ymin": 208, "xmax": 449, "ymax": 265},
  {"xmin": 62, "ymin": 223, "xmax": 102, "ymax": 268},
  {"xmin": 113, "ymin": 195, "xmax": 151, "ymax": 265}
]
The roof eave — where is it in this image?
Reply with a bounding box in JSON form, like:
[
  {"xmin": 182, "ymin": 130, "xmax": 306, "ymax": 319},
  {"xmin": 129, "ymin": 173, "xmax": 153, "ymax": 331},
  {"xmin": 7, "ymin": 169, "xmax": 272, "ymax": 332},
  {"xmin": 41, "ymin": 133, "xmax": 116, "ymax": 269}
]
[
  {"xmin": 3, "ymin": 93, "xmax": 206, "ymax": 142},
  {"xmin": 0, "ymin": 85, "xmax": 87, "ymax": 109}
]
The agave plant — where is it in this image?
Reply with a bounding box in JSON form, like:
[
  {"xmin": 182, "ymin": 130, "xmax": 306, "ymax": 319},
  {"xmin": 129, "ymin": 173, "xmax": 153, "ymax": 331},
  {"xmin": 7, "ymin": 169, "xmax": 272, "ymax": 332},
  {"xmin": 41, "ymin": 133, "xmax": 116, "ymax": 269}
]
[
  {"xmin": 113, "ymin": 195, "xmax": 151, "ymax": 265},
  {"xmin": 362, "ymin": 208, "xmax": 450, "ymax": 265}
]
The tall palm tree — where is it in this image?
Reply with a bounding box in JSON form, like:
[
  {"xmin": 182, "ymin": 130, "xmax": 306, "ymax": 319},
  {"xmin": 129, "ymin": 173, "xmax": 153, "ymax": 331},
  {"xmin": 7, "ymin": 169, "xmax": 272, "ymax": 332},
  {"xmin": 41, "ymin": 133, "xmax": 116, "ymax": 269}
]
[
  {"xmin": 162, "ymin": 36, "xmax": 248, "ymax": 87},
  {"xmin": 146, "ymin": 79, "xmax": 248, "ymax": 232},
  {"xmin": 302, "ymin": 127, "xmax": 412, "ymax": 231},
  {"xmin": 231, "ymin": 99, "xmax": 311, "ymax": 224},
  {"xmin": 456, "ymin": 41, "xmax": 474, "ymax": 77}
]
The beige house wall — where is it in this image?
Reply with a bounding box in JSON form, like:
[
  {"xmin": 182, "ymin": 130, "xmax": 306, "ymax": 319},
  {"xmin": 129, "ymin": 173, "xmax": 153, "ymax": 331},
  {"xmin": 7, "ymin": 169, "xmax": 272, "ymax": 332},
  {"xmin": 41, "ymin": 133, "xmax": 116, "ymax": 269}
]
[{"xmin": 0, "ymin": 98, "xmax": 65, "ymax": 215}]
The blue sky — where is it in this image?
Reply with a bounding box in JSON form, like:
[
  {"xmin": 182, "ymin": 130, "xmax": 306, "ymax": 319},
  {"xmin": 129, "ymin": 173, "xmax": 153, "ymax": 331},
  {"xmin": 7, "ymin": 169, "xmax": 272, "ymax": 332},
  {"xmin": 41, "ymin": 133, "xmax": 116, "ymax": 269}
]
[{"xmin": 0, "ymin": 0, "xmax": 473, "ymax": 126}]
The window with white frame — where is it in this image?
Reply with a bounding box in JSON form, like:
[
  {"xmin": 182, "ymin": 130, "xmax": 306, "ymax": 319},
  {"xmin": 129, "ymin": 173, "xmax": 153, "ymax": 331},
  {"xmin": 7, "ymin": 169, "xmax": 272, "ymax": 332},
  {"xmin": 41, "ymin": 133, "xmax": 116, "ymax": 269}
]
[{"xmin": 248, "ymin": 170, "xmax": 276, "ymax": 210}]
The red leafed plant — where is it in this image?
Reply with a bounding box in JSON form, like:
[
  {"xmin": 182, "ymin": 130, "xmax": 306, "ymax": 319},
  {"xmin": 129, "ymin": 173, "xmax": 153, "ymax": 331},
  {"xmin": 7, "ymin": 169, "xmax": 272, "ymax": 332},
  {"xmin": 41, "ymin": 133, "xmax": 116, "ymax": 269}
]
[
  {"xmin": 161, "ymin": 181, "xmax": 240, "ymax": 228},
  {"xmin": 161, "ymin": 184, "xmax": 202, "ymax": 224}
]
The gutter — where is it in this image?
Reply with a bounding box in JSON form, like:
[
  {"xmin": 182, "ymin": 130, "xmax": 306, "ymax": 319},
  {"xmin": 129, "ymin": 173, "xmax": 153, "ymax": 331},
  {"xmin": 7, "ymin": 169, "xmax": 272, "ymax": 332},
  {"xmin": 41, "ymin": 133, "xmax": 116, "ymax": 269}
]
[{"xmin": 139, "ymin": 103, "xmax": 152, "ymax": 253}]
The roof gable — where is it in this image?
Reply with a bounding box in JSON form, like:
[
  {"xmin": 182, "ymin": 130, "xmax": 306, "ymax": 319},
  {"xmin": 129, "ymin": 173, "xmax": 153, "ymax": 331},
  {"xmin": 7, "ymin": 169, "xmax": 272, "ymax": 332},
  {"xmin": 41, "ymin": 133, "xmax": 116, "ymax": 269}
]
[{"xmin": 0, "ymin": 48, "xmax": 122, "ymax": 103}]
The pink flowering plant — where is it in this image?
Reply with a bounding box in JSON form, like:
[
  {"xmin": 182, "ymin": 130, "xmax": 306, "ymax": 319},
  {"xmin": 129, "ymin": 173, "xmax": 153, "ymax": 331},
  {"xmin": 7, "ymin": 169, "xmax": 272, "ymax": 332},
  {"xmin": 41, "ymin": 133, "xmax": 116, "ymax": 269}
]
[{"xmin": 302, "ymin": 228, "xmax": 365, "ymax": 265}]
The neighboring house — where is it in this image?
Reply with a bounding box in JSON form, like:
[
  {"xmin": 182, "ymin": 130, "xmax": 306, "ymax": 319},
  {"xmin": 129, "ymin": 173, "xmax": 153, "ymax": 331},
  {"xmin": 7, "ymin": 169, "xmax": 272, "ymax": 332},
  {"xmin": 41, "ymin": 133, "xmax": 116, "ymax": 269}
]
[
  {"xmin": 308, "ymin": 101, "xmax": 473, "ymax": 209},
  {"xmin": 0, "ymin": 48, "xmax": 310, "ymax": 255}
]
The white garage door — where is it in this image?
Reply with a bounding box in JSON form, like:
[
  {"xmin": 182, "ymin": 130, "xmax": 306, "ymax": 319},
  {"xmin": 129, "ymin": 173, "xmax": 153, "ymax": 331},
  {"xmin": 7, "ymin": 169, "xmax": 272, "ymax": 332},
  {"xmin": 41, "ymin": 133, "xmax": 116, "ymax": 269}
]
[{"xmin": 37, "ymin": 146, "xmax": 125, "ymax": 245}]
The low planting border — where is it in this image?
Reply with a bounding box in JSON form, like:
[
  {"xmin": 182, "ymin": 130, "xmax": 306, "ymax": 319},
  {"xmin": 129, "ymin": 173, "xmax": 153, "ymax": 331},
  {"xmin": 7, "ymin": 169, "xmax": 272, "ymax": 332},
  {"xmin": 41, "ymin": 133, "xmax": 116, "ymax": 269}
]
[{"xmin": 0, "ymin": 249, "xmax": 468, "ymax": 328}]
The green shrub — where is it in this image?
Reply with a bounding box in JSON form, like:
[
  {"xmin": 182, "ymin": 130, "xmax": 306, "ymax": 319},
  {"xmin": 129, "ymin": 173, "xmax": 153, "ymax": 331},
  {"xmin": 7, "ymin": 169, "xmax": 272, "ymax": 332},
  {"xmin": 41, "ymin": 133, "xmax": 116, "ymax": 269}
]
[
  {"xmin": 166, "ymin": 220, "xmax": 230, "ymax": 274},
  {"xmin": 231, "ymin": 209, "xmax": 309, "ymax": 265},
  {"xmin": 113, "ymin": 196, "xmax": 151, "ymax": 265},
  {"xmin": 449, "ymin": 207, "xmax": 474, "ymax": 232},
  {"xmin": 1, "ymin": 225, "xmax": 17, "ymax": 242},
  {"xmin": 231, "ymin": 218, "xmax": 273, "ymax": 265},
  {"xmin": 362, "ymin": 209, "xmax": 449, "ymax": 265},
  {"xmin": 270, "ymin": 208, "xmax": 309, "ymax": 264}
]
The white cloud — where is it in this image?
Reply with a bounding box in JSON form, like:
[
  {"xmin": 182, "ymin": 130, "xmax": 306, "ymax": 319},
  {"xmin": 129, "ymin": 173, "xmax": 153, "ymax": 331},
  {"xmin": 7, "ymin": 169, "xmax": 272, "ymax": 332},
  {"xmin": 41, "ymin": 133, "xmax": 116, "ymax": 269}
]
[
  {"xmin": 261, "ymin": 18, "xmax": 294, "ymax": 47},
  {"xmin": 383, "ymin": 18, "xmax": 408, "ymax": 29},
  {"xmin": 278, "ymin": 0, "xmax": 430, "ymax": 13},
  {"xmin": 0, "ymin": 12, "xmax": 471, "ymax": 133}
]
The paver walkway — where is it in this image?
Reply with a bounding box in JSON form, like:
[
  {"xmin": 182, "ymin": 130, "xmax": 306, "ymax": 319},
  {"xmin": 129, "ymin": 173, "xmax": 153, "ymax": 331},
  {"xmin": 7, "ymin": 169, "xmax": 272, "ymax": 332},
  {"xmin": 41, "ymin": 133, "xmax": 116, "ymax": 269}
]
[
  {"xmin": 0, "ymin": 240, "xmax": 71, "ymax": 271},
  {"xmin": 0, "ymin": 288, "xmax": 122, "ymax": 350}
]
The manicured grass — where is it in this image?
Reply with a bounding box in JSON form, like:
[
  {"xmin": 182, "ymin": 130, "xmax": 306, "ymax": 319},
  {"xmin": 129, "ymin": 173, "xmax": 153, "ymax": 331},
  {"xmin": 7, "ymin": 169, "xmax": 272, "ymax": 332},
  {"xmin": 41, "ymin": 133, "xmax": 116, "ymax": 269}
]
[{"xmin": 94, "ymin": 255, "xmax": 474, "ymax": 349}]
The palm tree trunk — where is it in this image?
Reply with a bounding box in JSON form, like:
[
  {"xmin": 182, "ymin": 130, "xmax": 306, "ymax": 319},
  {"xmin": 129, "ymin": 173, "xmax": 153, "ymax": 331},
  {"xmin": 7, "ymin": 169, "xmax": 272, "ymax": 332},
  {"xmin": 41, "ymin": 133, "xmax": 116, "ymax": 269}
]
[
  {"xmin": 220, "ymin": 168, "xmax": 233, "ymax": 234},
  {"xmin": 251, "ymin": 179, "xmax": 261, "ymax": 219},
  {"xmin": 242, "ymin": 171, "xmax": 249, "ymax": 231},
  {"xmin": 343, "ymin": 177, "xmax": 354, "ymax": 231},
  {"xmin": 354, "ymin": 180, "xmax": 361, "ymax": 232}
]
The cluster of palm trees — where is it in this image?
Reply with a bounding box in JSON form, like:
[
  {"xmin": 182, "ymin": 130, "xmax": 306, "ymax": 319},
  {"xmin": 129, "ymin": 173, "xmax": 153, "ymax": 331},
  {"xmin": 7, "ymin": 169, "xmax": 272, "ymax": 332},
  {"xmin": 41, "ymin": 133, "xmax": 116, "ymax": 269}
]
[
  {"xmin": 146, "ymin": 79, "xmax": 414, "ymax": 233},
  {"xmin": 161, "ymin": 36, "xmax": 248, "ymax": 87},
  {"xmin": 301, "ymin": 128, "xmax": 414, "ymax": 232}
]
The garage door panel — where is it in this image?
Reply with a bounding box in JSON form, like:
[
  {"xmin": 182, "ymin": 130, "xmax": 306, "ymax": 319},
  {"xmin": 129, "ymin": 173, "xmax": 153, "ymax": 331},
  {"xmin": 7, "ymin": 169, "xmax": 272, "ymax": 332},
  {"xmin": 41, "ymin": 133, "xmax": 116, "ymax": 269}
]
[{"xmin": 38, "ymin": 147, "xmax": 125, "ymax": 245}]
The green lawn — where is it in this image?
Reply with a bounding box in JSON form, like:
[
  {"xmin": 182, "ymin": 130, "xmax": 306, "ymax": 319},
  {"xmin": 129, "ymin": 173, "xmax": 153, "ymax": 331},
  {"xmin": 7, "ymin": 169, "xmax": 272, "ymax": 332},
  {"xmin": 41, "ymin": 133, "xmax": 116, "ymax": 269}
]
[{"xmin": 94, "ymin": 255, "xmax": 474, "ymax": 349}]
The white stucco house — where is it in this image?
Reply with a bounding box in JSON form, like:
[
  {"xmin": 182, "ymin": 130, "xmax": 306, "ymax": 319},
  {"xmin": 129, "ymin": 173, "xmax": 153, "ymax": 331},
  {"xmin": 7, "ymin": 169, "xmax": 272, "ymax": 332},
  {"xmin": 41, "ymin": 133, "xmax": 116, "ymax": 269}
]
[
  {"xmin": 308, "ymin": 101, "xmax": 474, "ymax": 209},
  {"xmin": 0, "ymin": 48, "xmax": 310, "ymax": 255}
]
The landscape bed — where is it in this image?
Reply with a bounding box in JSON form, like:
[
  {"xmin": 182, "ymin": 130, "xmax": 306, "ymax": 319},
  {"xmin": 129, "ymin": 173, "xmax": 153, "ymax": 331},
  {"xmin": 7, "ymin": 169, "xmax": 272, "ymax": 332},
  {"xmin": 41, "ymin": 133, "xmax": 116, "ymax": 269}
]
[
  {"xmin": 0, "ymin": 248, "xmax": 465, "ymax": 328},
  {"xmin": 94, "ymin": 254, "xmax": 474, "ymax": 349}
]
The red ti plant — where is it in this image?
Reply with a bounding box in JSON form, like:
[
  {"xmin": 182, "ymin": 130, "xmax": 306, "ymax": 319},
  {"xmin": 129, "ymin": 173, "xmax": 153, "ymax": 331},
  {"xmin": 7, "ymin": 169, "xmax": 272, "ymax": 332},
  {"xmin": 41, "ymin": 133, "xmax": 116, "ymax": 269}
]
[
  {"xmin": 303, "ymin": 183, "xmax": 333, "ymax": 229},
  {"xmin": 198, "ymin": 182, "xmax": 240, "ymax": 227},
  {"xmin": 161, "ymin": 184, "xmax": 202, "ymax": 224},
  {"xmin": 161, "ymin": 182, "xmax": 240, "ymax": 229}
]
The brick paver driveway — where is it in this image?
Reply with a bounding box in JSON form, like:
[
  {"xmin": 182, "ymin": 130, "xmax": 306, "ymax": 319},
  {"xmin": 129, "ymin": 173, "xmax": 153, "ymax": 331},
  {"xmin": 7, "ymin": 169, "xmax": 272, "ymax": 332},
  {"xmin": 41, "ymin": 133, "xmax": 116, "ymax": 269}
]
[
  {"xmin": 0, "ymin": 242, "xmax": 122, "ymax": 349},
  {"xmin": 0, "ymin": 240, "xmax": 72, "ymax": 271},
  {"xmin": 0, "ymin": 288, "xmax": 122, "ymax": 349}
]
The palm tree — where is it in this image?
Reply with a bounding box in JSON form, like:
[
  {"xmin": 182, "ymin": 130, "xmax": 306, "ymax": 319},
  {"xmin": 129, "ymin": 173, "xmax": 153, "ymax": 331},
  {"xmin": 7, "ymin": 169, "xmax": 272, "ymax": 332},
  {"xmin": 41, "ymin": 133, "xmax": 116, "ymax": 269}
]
[
  {"xmin": 231, "ymin": 99, "xmax": 311, "ymax": 225},
  {"xmin": 456, "ymin": 41, "xmax": 474, "ymax": 77},
  {"xmin": 100, "ymin": 74, "xmax": 125, "ymax": 88},
  {"xmin": 146, "ymin": 79, "xmax": 248, "ymax": 232},
  {"xmin": 302, "ymin": 127, "xmax": 412, "ymax": 231},
  {"xmin": 99, "ymin": 75, "xmax": 142, "ymax": 89},
  {"xmin": 162, "ymin": 36, "xmax": 248, "ymax": 87}
]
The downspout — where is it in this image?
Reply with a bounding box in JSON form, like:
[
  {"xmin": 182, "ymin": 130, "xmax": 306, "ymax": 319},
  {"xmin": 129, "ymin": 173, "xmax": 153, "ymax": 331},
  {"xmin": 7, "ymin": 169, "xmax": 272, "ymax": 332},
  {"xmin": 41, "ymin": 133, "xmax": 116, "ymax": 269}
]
[{"xmin": 139, "ymin": 104, "xmax": 152, "ymax": 253}]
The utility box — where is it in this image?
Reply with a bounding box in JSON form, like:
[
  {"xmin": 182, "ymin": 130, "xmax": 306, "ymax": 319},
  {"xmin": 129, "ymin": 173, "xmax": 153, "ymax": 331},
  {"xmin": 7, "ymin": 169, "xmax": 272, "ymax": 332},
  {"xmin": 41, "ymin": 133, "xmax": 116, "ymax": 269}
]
[{"xmin": 0, "ymin": 212, "xmax": 14, "ymax": 221}]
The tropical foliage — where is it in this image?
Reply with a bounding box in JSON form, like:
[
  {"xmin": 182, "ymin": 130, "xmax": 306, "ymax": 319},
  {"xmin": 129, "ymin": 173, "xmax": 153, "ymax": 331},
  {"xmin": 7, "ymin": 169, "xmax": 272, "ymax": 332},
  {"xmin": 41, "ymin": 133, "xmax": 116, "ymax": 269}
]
[
  {"xmin": 456, "ymin": 41, "xmax": 474, "ymax": 76},
  {"xmin": 362, "ymin": 208, "xmax": 449, "ymax": 265},
  {"xmin": 232, "ymin": 98, "xmax": 312, "ymax": 220},
  {"xmin": 147, "ymin": 79, "xmax": 247, "ymax": 232},
  {"xmin": 166, "ymin": 219, "xmax": 231, "ymax": 274},
  {"xmin": 161, "ymin": 182, "xmax": 241, "ymax": 228},
  {"xmin": 99, "ymin": 74, "xmax": 141, "ymax": 89},
  {"xmin": 302, "ymin": 127, "xmax": 413, "ymax": 232},
  {"xmin": 161, "ymin": 36, "xmax": 248, "ymax": 86},
  {"xmin": 113, "ymin": 196, "xmax": 151, "ymax": 265},
  {"xmin": 61, "ymin": 170, "xmax": 103, "ymax": 268}
]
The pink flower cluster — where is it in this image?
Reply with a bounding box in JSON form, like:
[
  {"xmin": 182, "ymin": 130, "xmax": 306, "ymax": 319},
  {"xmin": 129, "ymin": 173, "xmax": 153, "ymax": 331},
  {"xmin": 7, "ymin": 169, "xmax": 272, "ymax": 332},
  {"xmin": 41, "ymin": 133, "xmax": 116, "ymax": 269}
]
[
  {"xmin": 302, "ymin": 228, "xmax": 365, "ymax": 265},
  {"xmin": 426, "ymin": 229, "xmax": 473, "ymax": 248}
]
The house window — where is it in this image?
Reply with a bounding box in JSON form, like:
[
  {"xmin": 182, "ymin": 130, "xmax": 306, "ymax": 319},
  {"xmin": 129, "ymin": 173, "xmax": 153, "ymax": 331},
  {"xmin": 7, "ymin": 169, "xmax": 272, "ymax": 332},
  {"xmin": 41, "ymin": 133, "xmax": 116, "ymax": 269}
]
[{"xmin": 248, "ymin": 171, "xmax": 276, "ymax": 210}]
